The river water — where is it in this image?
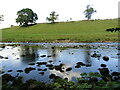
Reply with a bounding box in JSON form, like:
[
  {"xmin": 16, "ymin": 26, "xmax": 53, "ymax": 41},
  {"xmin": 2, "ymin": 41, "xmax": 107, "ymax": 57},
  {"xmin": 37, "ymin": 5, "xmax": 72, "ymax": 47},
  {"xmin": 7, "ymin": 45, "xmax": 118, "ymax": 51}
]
[{"xmin": 0, "ymin": 43, "xmax": 119, "ymax": 83}]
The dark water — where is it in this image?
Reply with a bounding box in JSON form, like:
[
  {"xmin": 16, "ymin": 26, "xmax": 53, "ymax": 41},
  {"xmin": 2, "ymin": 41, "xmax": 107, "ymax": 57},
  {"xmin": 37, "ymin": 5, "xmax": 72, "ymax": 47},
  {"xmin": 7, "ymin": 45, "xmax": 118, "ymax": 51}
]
[{"xmin": 0, "ymin": 43, "xmax": 119, "ymax": 83}]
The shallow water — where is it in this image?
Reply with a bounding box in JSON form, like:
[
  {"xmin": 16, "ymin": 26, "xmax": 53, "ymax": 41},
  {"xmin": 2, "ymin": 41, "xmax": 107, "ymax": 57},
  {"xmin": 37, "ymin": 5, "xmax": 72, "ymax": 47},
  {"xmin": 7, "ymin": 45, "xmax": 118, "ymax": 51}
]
[{"xmin": 0, "ymin": 43, "xmax": 119, "ymax": 83}]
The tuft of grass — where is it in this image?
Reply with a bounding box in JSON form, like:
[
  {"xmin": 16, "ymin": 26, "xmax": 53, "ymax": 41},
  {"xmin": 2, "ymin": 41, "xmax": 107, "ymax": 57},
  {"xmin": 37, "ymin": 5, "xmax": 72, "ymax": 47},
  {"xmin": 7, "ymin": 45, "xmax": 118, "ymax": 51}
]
[{"xmin": 1, "ymin": 19, "xmax": 119, "ymax": 42}]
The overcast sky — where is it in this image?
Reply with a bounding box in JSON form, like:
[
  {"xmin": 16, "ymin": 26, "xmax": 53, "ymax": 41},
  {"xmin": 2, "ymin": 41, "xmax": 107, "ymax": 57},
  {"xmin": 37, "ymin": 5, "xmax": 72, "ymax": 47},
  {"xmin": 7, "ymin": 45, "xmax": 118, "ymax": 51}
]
[{"xmin": 0, "ymin": 0, "xmax": 119, "ymax": 29}]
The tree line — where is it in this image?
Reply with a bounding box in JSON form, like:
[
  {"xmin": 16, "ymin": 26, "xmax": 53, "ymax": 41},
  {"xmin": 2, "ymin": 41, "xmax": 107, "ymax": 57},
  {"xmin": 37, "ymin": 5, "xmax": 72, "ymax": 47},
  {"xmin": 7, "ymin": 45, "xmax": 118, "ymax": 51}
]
[{"xmin": 0, "ymin": 5, "xmax": 96, "ymax": 27}]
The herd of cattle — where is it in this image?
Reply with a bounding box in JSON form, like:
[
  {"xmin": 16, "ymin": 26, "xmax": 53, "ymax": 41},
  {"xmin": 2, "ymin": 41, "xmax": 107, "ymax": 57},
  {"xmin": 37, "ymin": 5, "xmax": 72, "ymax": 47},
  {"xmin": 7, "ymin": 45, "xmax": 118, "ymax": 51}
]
[{"xmin": 106, "ymin": 28, "xmax": 120, "ymax": 32}]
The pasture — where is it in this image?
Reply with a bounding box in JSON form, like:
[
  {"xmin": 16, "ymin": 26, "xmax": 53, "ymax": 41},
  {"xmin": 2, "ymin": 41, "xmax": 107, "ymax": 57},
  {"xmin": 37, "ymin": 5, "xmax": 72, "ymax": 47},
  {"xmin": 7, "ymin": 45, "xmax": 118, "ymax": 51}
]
[{"xmin": 1, "ymin": 19, "xmax": 119, "ymax": 42}]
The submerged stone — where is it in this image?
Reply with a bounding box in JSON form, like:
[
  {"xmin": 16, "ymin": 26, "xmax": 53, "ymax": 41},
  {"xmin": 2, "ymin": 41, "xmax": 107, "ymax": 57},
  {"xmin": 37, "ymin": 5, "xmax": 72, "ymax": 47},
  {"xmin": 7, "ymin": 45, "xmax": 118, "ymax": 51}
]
[
  {"xmin": 98, "ymin": 68, "xmax": 109, "ymax": 76},
  {"xmin": 91, "ymin": 53, "xmax": 101, "ymax": 57},
  {"xmin": 17, "ymin": 70, "xmax": 23, "ymax": 73},
  {"xmin": 39, "ymin": 72, "xmax": 44, "ymax": 75},
  {"xmin": 46, "ymin": 64, "xmax": 54, "ymax": 67},
  {"xmin": 49, "ymin": 74, "xmax": 56, "ymax": 79},
  {"xmin": 66, "ymin": 67, "xmax": 72, "ymax": 71},
  {"xmin": 54, "ymin": 64, "xmax": 63, "ymax": 71},
  {"xmin": 40, "ymin": 55, "xmax": 46, "ymax": 57},
  {"xmin": 49, "ymin": 67, "xmax": 54, "ymax": 70},
  {"xmin": 24, "ymin": 67, "xmax": 36, "ymax": 73},
  {"xmin": 8, "ymin": 70, "xmax": 13, "ymax": 72},
  {"xmin": 0, "ymin": 70, "xmax": 5, "ymax": 74},
  {"xmin": 103, "ymin": 56, "xmax": 109, "ymax": 61},
  {"xmin": 86, "ymin": 64, "xmax": 92, "ymax": 67},
  {"xmin": 20, "ymin": 55, "xmax": 26, "ymax": 57},
  {"xmin": 48, "ymin": 60, "xmax": 53, "ymax": 63},
  {"xmin": 0, "ymin": 55, "xmax": 4, "ymax": 59},
  {"xmin": 38, "ymin": 68, "xmax": 42, "ymax": 71},
  {"xmin": 76, "ymin": 62, "xmax": 85, "ymax": 66},
  {"xmin": 4, "ymin": 57, "xmax": 8, "ymax": 59},
  {"xmin": 36, "ymin": 62, "xmax": 47, "ymax": 65},
  {"xmin": 1, "ymin": 45, "xmax": 5, "ymax": 48},
  {"xmin": 111, "ymin": 72, "xmax": 120, "ymax": 76},
  {"xmin": 47, "ymin": 55, "xmax": 52, "ymax": 58},
  {"xmin": 101, "ymin": 64, "xmax": 106, "ymax": 67},
  {"xmin": 75, "ymin": 65, "xmax": 81, "ymax": 68},
  {"xmin": 28, "ymin": 63, "xmax": 35, "ymax": 65},
  {"xmin": 42, "ymin": 68, "xmax": 47, "ymax": 71}
]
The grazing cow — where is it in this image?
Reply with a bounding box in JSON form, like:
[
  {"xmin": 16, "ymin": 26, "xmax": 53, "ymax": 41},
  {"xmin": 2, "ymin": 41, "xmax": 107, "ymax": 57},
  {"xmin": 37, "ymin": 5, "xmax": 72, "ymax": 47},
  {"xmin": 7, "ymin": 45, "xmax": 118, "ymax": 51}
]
[
  {"xmin": 111, "ymin": 28, "xmax": 114, "ymax": 32},
  {"xmin": 106, "ymin": 28, "xmax": 112, "ymax": 32},
  {"xmin": 106, "ymin": 28, "xmax": 115, "ymax": 32},
  {"xmin": 115, "ymin": 28, "xmax": 120, "ymax": 32}
]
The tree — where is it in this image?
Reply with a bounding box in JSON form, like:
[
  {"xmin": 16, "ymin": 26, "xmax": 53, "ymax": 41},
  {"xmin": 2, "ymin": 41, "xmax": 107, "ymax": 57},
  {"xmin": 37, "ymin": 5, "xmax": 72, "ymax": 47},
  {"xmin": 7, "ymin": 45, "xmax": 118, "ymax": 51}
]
[
  {"xmin": 0, "ymin": 15, "xmax": 4, "ymax": 24},
  {"xmin": 46, "ymin": 11, "xmax": 59, "ymax": 24},
  {"xmin": 16, "ymin": 8, "xmax": 38, "ymax": 26},
  {"xmin": 84, "ymin": 5, "xmax": 96, "ymax": 20}
]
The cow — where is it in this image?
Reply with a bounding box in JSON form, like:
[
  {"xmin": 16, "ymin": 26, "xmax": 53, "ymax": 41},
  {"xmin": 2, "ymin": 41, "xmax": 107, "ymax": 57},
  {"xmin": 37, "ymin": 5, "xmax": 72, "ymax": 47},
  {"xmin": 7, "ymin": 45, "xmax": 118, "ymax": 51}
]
[
  {"xmin": 115, "ymin": 28, "xmax": 120, "ymax": 32},
  {"xmin": 106, "ymin": 28, "xmax": 113, "ymax": 32}
]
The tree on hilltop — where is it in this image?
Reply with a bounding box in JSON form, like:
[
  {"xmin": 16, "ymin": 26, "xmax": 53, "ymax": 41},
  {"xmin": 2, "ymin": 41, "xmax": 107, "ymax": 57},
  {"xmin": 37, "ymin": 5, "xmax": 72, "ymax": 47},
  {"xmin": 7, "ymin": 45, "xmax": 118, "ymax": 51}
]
[
  {"xmin": 16, "ymin": 8, "xmax": 38, "ymax": 26},
  {"xmin": 84, "ymin": 5, "xmax": 96, "ymax": 20},
  {"xmin": 0, "ymin": 14, "xmax": 4, "ymax": 24},
  {"xmin": 46, "ymin": 11, "xmax": 59, "ymax": 24}
]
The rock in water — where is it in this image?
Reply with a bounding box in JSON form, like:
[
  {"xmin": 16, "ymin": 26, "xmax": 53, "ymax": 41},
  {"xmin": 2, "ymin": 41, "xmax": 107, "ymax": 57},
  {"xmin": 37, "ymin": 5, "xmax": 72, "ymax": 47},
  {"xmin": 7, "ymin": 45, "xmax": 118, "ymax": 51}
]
[
  {"xmin": 98, "ymin": 68, "xmax": 109, "ymax": 76},
  {"xmin": 101, "ymin": 64, "xmax": 106, "ymax": 67},
  {"xmin": 66, "ymin": 67, "xmax": 72, "ymax": 71},
  {"xmin": 49, "ymin": 74, "xmax": 56, "ymax": 79},
  {"xmin": 103, "ymin": 56, "xmax": 109, "ymax": 61},
  {"xmin": 24, "ymin": 67, "xmax": 36, "ymax": 73}
]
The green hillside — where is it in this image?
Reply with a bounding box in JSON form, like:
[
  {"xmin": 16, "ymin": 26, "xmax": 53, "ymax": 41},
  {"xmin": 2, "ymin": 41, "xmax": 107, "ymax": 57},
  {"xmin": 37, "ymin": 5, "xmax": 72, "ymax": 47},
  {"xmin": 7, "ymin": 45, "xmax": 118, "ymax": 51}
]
[{"xmin": 1, "ymin": 19, "xmax": 119, "ymax": 42}]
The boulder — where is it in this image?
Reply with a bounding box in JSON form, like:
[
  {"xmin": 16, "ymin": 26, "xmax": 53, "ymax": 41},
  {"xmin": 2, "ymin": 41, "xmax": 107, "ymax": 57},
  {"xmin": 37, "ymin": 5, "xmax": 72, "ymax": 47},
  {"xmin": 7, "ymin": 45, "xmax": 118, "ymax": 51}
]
[
  {"xmin": 39, "ymin": 72, "xmax": 44, "ymax": 75},
  {"xmin": 28, "ymin": 63, "xmax": 35, "ymax": 65},
  {"xmin": 98, "ymin": 68, "xmax": 109, "ymax": 76},
  {"xmin": 66, "ymin": 67, "xmax": 72, "ymax": 71},
  {"xmin": 40, "ymin": 55, "xmax": 46, "ymax": 57},
  {"xmin": 103, "ymin": 56, "xmax": 109, "ymax": 61},
  {"xmin": 17, "ymin": 70, "xmax": 23, "ymax": 73},
  {"xmin": 49, "ymin": 74, "xmax": 56, "ymax": 79},
  {"xmin": 76, "ymin": 62, "xmax": 85, "ymax": 66},
  {"xmin": 24, "ymin": 67, "xmax": 36, "ymax": 73},
  {"xmin": 8, "ymin": 70, "xmax": 13, "ymax": 72},
  {"xmin": 101, "ymin": 64, "xmax": 106, "ymax": 67}
]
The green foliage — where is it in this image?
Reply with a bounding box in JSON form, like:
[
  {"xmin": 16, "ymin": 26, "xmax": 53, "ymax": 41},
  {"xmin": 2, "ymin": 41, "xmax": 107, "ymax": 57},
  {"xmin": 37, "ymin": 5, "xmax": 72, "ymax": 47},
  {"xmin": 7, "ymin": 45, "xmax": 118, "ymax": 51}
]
[
  {"xmin": 76, "ymin": 83, "xmax": 92, "ymax": 89},
  {"xmin": 2, "ymin": 73, "xmax": 120, "ymax": 90},
  {"xmin": 51, "ymin": 78, "xmax": 75, "ymax": 89},
  {"xmin": 80, "ymin": 72, "xmax": 102, "ymax": 78},
  {"xmin": 0, "ymin": 15, "xmax": 4, "ymax": 24},
  {"xmin": 84, "ymin": 5, "xmax": 96, "ymax": 20},
  {"xmin": 80, "ymin": 72, "xmax": 87, "ymax": 76},
  {"xmin": 77, "ymin": 72, "xmax": 120, "ymax": 89},
  {"xmin": 46, "ymin": 11, "xmax": 59, "ymax": 24},
  {"xmin": 12, "ymin": 77, "xmax": 23, "ymax": 87},
  {"xmin": 16, "ymin": 8, "xmax": 38, "ymax": 26}
]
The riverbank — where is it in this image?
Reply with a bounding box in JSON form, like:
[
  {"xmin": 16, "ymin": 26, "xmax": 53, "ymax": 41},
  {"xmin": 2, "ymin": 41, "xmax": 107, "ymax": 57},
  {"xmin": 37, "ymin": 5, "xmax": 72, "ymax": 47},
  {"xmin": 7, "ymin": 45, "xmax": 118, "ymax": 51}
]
[
  {"xmin": 1, "ymin": 19, "xmax": 119, "ymax": 43},
  {"xmin": 2, "ymin": 72, "xmax": 120, "ymax": 89}
]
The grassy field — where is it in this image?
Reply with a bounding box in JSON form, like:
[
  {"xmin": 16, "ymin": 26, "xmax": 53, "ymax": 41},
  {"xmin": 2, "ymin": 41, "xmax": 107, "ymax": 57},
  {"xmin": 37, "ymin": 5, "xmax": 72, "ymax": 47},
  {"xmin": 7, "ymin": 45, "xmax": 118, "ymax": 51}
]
[{"xmin": 1, "ymin": 19, "xmax": 119, "ymax": 42}]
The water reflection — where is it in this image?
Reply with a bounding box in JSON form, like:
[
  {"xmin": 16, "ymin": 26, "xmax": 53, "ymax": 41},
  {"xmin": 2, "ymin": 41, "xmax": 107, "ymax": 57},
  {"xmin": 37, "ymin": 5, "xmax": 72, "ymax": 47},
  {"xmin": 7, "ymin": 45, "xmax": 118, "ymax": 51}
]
[
  {"xmin": 84, "ymin": 48, "xmax": 92, "ymax": 65},
  {"xmin": 20, "ymin": 46, "xmax": 37, "ymax": 61},
  {"xmin": 47, "ymin": 46, "xmax": 60, "ymax": 62},
  {"xmin": 0, "ymin": 43, "xmax": 119, "ymax": 83}
]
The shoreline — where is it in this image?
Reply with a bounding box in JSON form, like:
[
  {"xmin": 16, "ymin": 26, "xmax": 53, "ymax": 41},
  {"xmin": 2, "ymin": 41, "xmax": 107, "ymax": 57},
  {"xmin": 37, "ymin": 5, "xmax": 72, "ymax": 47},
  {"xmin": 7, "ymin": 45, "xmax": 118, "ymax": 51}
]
[{"xmin": 0, "ymin": 40, "xmax": 119, "ymax": 43}]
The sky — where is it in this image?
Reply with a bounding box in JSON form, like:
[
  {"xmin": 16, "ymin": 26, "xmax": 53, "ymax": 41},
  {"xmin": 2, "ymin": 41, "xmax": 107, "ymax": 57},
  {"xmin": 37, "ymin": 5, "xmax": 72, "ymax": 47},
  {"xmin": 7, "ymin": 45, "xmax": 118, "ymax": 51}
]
[{"xmin": 0, "ymin": 0, "xmax": 119, "ymax": 29}]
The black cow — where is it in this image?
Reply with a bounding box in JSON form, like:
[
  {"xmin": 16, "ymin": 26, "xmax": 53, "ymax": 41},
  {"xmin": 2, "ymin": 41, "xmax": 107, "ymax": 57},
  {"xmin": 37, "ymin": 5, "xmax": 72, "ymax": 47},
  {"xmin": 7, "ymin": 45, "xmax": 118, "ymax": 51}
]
[
  {"xmin": 106, "ymin": 29, "xmax": 111, "ymax": 32},
  {"xmin": 106, "ymin": 28, "xmax": 114, "ymax": 32},
  {"xmin": 115, "ymin": 28, "xmax": 120, "ymax": 32}
]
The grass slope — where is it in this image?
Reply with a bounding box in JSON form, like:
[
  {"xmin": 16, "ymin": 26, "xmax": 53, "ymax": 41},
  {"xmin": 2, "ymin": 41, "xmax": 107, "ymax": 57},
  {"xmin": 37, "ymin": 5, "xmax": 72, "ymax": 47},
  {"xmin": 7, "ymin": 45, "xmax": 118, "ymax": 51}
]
[{"xmin": 1, "ymin": 19, "xmax": 119, "ymax": 42}]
